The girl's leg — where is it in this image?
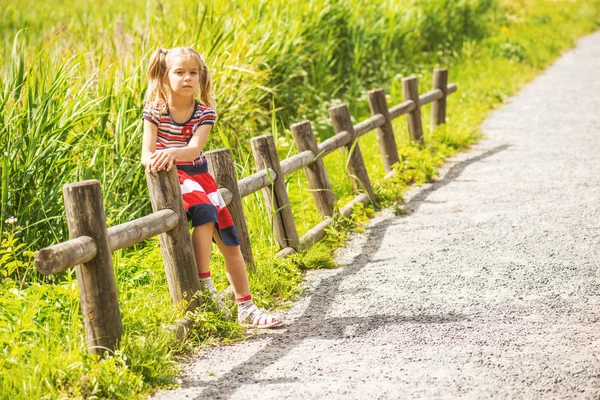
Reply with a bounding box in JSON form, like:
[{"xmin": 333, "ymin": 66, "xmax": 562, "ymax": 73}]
[
  {"xmin": 191, "ymin": 222, "xmax": 214, "ymax": 275},
  {"xmin": 211, "ymin": 227, "xmax": 250, "ymax": 298},
  {"xmin": 213, "ymin": 228, "xmax": 282, "ymax": 328},
  {"xmin": 192, "ymin": 222, "xmax": 232, "ymax": 317}
]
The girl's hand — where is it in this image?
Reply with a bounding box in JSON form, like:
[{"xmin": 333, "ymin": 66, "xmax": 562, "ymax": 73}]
[{"xmin": 148, "ymin": 149, "xmax": 177, "ymax": 173}]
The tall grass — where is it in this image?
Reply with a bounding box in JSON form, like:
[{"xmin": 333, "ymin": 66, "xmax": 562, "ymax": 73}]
[
  {"xmin": 1, "ymin": 0, "xmax": 500, "ymax": 248},
  {"xmin": 1, "ymin": 0, "xmax": 600, "ymax": 398}
]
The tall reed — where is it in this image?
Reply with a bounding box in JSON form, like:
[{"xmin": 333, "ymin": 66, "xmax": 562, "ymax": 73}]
[
  {"xmin": 1, "ymin": 0, "xmax": 499, "ymax": 249},
  {"xmin": 1, "ymin": 0, "xmax": 600, "ymax": 397}
]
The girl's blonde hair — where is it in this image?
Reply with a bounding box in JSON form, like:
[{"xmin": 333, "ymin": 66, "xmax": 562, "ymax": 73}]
[{"xmin": 145, "ymin": 47, "xmax": 214, "ymax": 110}]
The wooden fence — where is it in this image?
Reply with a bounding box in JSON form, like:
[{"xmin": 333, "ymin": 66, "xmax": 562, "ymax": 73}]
[{"xmin": 34, "ymin": 70, "xmax": 457, "ymax": 356}]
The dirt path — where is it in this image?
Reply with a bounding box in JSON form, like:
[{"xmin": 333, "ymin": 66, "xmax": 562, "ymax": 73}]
[{"xmin": 152, "ymin": 31, "xmax": 600, "ymax": 399}]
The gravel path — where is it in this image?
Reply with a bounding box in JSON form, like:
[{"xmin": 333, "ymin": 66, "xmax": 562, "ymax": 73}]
[{"xmin": 152, "ymin": 31, "xmax": 600, "ymax": 399}]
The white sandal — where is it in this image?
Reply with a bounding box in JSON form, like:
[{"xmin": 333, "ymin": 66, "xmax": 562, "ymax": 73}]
[{"xmin": 238, "ymin": 304, "xmax": 283, "ymax": 329}]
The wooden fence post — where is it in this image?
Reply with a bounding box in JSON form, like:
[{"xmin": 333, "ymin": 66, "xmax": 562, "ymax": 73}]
[
  {"xmin": 250, "ymin": 134, "xmax": 300, "ymax": 250},
  {"xmin": 205, "ymin": 149, "xmax": 255, "ymax": 271},
  {"xmin": 431, "ymin": 68, "xmax": 449, "ymax": 129},
  {"xmin": 290, "ymin": 120, "xmax": 336, "ymax": 218},
  {"xmin": 402, "ymin": 76, "xmax": 424, "ymax": 144},
  {"xmin": 63, "ymin": 180, "xmax": 122, "ymax": 356},
  {"xmin": 329, "ymin": 104, "xmax": 375, "ymax": 199},
  {"xmin": 145, "ymin": 168, "xmax": 201, "ymax": 311},
  {"xmin": 368, "ymin": 89, "xmax": 399, "ymax": 173}
]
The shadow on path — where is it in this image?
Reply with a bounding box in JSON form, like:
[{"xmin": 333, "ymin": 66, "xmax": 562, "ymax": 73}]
[
  {"xmin": 184, "ymin": 144, "xmax": 509, "ymax": 399},
  {"xmin": 405, "ymin": 144, "xmax": 510, "ymax": 215}
]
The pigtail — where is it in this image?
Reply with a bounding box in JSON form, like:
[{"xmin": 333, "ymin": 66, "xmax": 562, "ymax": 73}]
[
  {"xmin": 144, "ymin": 48, "xmax": 169, "ymax": 111},
  {"xmin": 199, "ymin": 63, "xmax": 215, "ymax": 109}
]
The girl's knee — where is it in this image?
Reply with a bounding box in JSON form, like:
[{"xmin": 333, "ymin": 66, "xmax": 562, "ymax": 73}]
[{"xmin": 222, "ymin": 245, "xmax": 242, "ymax": 258}]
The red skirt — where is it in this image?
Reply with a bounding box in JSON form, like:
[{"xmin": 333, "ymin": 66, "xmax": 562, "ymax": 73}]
[{"xmin": 177, "ymin": 163, "xmax": 240, "ymax": 246}]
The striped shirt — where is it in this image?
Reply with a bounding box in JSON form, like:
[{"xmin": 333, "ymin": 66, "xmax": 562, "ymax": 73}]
[{"xmin": 143, "ymin": 100, "xmax": 216, "ymax": 166}]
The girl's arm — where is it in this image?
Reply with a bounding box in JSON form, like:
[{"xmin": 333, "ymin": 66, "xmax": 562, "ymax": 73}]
[
  {"xmin": 147, "ymin": 124, "xmax": 212, "ymax": 172},
  {"xmin": 141, "ymin": 120, "xmax": 158, "ymax": 170}
]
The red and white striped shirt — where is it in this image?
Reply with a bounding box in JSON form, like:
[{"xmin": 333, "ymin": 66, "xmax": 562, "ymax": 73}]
[{"xmin": 143, "ymin": 100, "xmax": 216, "ymax": 166}]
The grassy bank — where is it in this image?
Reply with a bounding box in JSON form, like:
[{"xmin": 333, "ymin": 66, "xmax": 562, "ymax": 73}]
[
  {"xmin": 0, "ymin": 0, "xmax": 499, "ymax": 246},
  {"xmin": 1, "ymin": 0, "xmax": 600, "ymax": 398}
]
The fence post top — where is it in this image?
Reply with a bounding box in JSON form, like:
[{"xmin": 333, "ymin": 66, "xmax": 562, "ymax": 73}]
[
  {"xmin": 205, "ymin": 148, "xmax": 231, "ymax": 156},
  {"xmin": 63, "ymin": 180, "xmax": 101, "ymax": 190},
  {"xmin": 402, "ymin": 75, "xmax": 418, "ymax": 83},
  {"xmin": 144, "ymin": 168, "xmax": 175, "ymax": 177},
  {"xmin": 434, "ymin": 67, "xmax": 448, "ymax": 73},
  {"xmin": 328, "ymin": 103, "xmax": 349, "ymax": 113},
  {"xmin": 290, "ymin": 120, "xmax": 312, "ymax": 130},
  {"xmin": 250, "ymin": 134, "xmax": 273, "ymax": 143},
  {"xmin": 368, "ymin": 88, "xmax": 385, "ymax": 95}
]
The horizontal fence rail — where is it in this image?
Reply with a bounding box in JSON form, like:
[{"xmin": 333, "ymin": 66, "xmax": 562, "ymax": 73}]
[
  {"xmin": 389, "ymin": 100, "xmax": 415, "ymax": 120},
  {"xmin": 34, "ymin": 68, "xmax": 458, "ymax": 355},
  {"xmin": 36, "ymin": 209, "xmax": 179, "ymax": 275},
  {"xmin": 354, "ymin": 114, "xmax": 386, "ymax": 137}
]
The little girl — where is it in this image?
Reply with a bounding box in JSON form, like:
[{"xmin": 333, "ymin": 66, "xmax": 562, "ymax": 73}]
[{"xmin": 141, "ymin": 47, "xmax": 282, "ymax": 329}]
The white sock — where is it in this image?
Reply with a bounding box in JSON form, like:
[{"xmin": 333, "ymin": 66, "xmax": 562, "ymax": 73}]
[{"xmin": 199, "ymin": 273, "xmax": 217, "ymax": 294}]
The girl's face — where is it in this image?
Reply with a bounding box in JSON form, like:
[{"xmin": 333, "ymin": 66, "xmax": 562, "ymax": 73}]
[{"xmin": 166, "ymin": 55, "xmax": 200, "ymax": 98}]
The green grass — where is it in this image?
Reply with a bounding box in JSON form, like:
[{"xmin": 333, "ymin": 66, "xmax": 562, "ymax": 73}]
[{"xmin": 1, "ymin": 0, "xmax": 600, "ymax": 398}]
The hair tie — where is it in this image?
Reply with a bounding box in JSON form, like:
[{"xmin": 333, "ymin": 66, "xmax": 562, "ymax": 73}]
[{"xmin": 160, "ymin": 48, "xmax": 168, "ymax": 55}]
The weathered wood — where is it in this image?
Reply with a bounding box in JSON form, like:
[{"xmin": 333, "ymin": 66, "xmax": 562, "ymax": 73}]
[
  {"xmin": 329, "ymin": 104, "xmax": 375, "ymax": 199},
  {"xmin": 384, "ymin": 169, "xmax": 396, "ymax": 180},
  {"xmin": 63, "ymin": 180, "xmax": 122, "ymax": 356},
  {"xmin": 432, "ymin": 69, "xmax": 449, "ymax": 129},
  {"xmin": 167, "ymin": 317, "xmax": 194, "ymax": 341},
  {"xmin": 300, "ymin": 217, "xmax": 334, "ymax": 248},
  {"xmin": 276, "ymin": 193, "xmax": 369, "ymax": 259},
  {"xmin": 35, "ymin": 210, "xmax": 177, "ymax": 275},
  {"xmin": 389, "ymin": 100, "xmax": 415, "ymax": 120},
  {"xmin": 317, "ymin": 130, "xmax": 352, "ymax": 157},
  {"xmin": 419, "ymin": 88, "xmax": 443, "ymax": 106},
  {"xmin": 108, "ymin": 209, "xmax": 178, "ymax": 252},
  {"xmin": 219, "ymin": 187, "xmax": 233, "ymax": 206},
  {"xmin": 146, "ymin": 168, "xmax": 201, "ymax": 311},
  {"xmin": 35, "ymin": 236, "xmax": 97, "ymax": 276},
  {"xmin": 276, "ymin": 246, "xmax": 296, "ymax": 258},
  {"xmin": 368, "ymin": 89, "xmax": 399, "ymax": 173},
  {"xmin": 402, "ymin": 76, "xmax": 424, "ymax": 144},
  {"xmin": 280, "ymin": 150, "xmax": 314, "ymax": 176},
  {"xmin": 237, "ymin": 168, "xmax": 277, "ymax": 198},
  {"xmin": 206, "ymin": 149, "xmax": 255, "ymax": 271},
  {"xmin": 291, "ymin": 121, "xmax": 336, "ymax": 218},
  {"xmin": 447, "ymin": 83, "xmax": 457, "ymax": 94},
  {"xmin": 35, "ymin": 209, "xmax": 179, "ymax": 275},
  {"xmin": 251, "ymin": 134, "xmax": 300, "ymax": 249},
  {"xmin": 340, "ymin": 193, "xmax": 370, "ymax": 218},
  {"xmin": 301, "ymin": 193, "xmax": 369, "ymax": 248},
  {"xmin": 354, "ymin": 114, "xmax": 386, "ymax": 137}
]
